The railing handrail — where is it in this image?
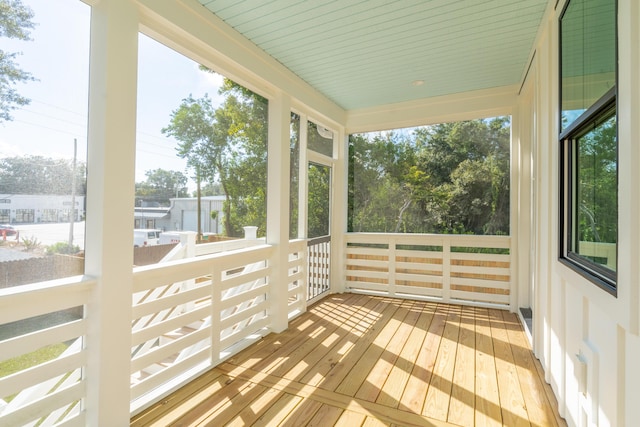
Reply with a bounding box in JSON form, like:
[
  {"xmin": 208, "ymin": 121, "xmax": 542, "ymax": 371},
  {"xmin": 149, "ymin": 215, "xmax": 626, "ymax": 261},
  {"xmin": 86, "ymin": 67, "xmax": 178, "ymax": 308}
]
[{"xmin": 307, "ymin": 235, "xmax": 331, "ymax": 246}]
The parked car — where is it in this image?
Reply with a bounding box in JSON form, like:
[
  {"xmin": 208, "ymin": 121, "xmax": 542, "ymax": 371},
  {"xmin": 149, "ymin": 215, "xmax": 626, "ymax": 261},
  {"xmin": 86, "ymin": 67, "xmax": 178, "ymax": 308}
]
[
  {"xmin": 0, "ymin": 224, "xmax": 17, "ymax": 237},
  {"xmin": 133, "ymin": 229, "xmax": 161, "ymax": 247}
]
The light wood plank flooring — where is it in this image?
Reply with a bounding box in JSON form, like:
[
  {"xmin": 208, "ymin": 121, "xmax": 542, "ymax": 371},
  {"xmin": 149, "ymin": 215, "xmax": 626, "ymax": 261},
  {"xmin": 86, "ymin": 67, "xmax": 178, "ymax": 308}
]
[{"xmin": 131, "ymin": 294, "xmax": 566, "ymax": 427}]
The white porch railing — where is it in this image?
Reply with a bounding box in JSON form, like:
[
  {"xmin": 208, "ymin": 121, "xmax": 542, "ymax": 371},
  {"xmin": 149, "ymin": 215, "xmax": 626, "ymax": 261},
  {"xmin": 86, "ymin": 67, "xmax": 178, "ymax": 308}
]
[
  {"xmin": 0, "ymin": 277, "xmax": 94, "ymax": 427},
  {"xmin": 345, "ymin": 233, "xmax": 512, "ymax": 309},
  {"xmin": 0, "ymin": 231, "xmax": 516, "ymax": 424},
  {"xmin": 307, "ymin": 235, "xmax": 331, "ymax": 302},
  {"xmin": 287, "ymin": 239, "xmax": 307, "ymax": 319},
  {"xmin": 129, "ymin": 239, "xmax": 273, "ymax": 413}
]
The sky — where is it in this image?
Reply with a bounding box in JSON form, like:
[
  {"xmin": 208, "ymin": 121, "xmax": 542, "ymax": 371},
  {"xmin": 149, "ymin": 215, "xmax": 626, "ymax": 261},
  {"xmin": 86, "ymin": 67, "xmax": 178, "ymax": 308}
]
[{"xmin": 0, "ymin": 0, "xmax": 225, "ymax": 191}]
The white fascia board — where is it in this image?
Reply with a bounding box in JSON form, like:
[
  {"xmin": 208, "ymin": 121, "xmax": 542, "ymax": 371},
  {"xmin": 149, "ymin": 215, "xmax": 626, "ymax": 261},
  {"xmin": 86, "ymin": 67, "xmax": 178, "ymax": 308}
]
[{"xmin": 345, "ymin": 85, "xmax": 518, "ymax": 134}]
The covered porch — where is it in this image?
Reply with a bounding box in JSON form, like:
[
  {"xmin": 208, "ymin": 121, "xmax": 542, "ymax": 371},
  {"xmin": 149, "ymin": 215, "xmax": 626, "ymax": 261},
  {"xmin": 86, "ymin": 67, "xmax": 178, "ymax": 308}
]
[{"xmin": 1, "ymin": 0, "xmax": 640, "ymax": 426}]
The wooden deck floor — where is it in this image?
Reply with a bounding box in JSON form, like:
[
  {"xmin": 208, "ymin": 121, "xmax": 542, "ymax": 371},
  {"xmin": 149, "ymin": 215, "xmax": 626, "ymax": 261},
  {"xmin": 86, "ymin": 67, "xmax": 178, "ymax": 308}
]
[{"xmin": 131, "ymin": 294, "xmax": 566, "ymax": 427}]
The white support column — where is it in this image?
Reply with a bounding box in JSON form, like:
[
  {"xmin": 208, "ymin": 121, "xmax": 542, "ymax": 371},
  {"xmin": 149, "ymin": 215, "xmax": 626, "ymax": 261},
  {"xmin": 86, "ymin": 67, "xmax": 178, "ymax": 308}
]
[
  {"xmin": 330, "ymin": 125, "xmax": 348, "ymax": 294},
  {"xmin": 84, "ymin": 0, "xmax": 138, "ymax": 425},
  {"xmin": 267, "ymin": 92, "xmax": 291, "ymax": 333},
  {"xmin": 511, "ymin": 102, "xmax": 523, "ymax": 314}
]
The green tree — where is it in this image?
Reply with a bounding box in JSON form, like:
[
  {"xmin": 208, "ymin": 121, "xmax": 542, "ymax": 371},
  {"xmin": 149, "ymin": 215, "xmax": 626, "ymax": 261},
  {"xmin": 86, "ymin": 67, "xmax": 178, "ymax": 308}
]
[
  {"xmin": 212, "ymin": 79, "xmax": 268, "ymax": 236},
  {"xmin": 198, "ymin": 182, "xmax": 224, "ymax": 197},
  {"xmin": 162, "ymin": 94, "xmax": 220, "ymax": 238},
  {"xmin": 576, "ymin": 114, "xmax": 617, "ymax": 244},
  {"xmin": 0, "ymin": 155, "xmax": 86, "ymax": 195},
  {"xmin": 0, "ymin": 0, "xmax": 35, "ymax": 122},
  {"xmin": 163, "ymin": 78, "xmax": 268, "ymax": 237},
  {"xmin": 307, "ymin": 163, "xmax": 330, "ymax": 238},
  {"xmin": 349, "ymin": 117, "xmax": 511, "ymax": 235},
  {"xmin": 135, "ymin": 168, "xmax": 188, "ymax": 206}
]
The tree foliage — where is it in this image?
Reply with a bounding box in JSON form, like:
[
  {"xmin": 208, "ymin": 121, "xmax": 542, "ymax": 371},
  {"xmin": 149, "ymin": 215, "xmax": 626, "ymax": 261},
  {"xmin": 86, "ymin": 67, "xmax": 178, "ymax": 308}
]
[
  {"xmin": 135, "ymin": 168, "xmax": 188, "ymax": 206},
  {"xmin": 0, "ymin": 155, "xmax": 86, "ymax": 195},
  {"xmin": 0, "ymin": 0, "xmax": 35, "ymax": 122},
  {"xmin": 349, "ymin": 117, "xmax": 511, "ymax": 235},
  {"xmin": 576, "ymin": 114, "xmax": 617, "ymax": 244},
  {"xmin": 163, "ymin": 77, "xmax": 268, "ymax": 237}
]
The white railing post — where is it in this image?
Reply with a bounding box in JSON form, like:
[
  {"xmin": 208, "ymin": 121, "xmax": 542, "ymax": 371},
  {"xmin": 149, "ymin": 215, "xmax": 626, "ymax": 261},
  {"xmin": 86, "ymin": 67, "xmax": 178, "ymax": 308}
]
[
  {"xmin": 388, "ymin": 236, "xmax": 397, "ymax": 297},
  {"xmin": 180, "ymin": 231, "xmax": 197, "ymax": 259},
  {"xmin": 179, "ymin": 231, "xmax": 198, "ymax": 313},
  {"xmin": 210, "ymin": 265, "xmax": 221, "ymax": 366},
  {"xmin": 442, "ymin": 238, "xmax": 452, "ymax": 303},
  {"xmin": 243, "ymin": 226, "xmax": 258, "ymax": 240}
]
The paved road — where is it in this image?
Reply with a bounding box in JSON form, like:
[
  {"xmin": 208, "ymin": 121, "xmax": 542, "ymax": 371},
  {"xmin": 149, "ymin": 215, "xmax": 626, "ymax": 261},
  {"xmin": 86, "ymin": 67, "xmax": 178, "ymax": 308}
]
[{"xmin": 12, "ymin": 221, "xmax": 86, "ymax": 250}]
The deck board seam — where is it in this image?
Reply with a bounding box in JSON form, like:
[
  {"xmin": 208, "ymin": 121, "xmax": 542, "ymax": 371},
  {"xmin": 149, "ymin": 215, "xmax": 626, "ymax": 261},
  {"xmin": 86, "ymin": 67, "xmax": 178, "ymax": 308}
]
[{"xmin": 214, "ymin": 363, "xmax": 461, "ymax": 427}]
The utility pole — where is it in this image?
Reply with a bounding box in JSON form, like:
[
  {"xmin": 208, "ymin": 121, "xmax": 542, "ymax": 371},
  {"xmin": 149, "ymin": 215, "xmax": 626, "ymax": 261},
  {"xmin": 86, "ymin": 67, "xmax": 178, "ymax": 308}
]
[{"xmin": 68, "ymin": 138, "xmax": 77, "ymax": 249}]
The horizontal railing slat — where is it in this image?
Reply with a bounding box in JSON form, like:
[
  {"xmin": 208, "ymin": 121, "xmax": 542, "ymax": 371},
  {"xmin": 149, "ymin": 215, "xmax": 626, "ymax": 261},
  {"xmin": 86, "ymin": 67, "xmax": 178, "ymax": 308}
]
[
  {"xmin": 133, "ymin": 245, "xmax": 272, "ymax": 293},
  {"xmin": 130, "ymin": 347, "xmax": 210, "ymax": 401},
  {"xmin": 450, "ymin": 252, "xmax": 510, "ymax": 262},
  {"xmin": 0, "ymin": 278, "xmax": 93, "ymax": 324},
  {"xmin": 450, "ymin": 291, "xmax": 510, "ymax": 305},
  {"xmin": 131, "ymin": 327, "xmax": 210, "ymax": 373},
  {"xmin": 450, "ymin": 277, "xmax": 511, "ymax": 289},
  {"xmin": 219, "ymin": 317, "xmax": 269, "ymax": 351},
  {"xmin": 345, "ymin": 270, "xmax": 389, "ymax": 280},
  {"xmin": 395, "ymin": 249, "xmax": 444, "ymax": 259},
  {"xmin": 0, "ymin": 380, "xmax": 85, "ymax": 427},
  {"xmin": 131, "ymin": 305, "xmax": 210, "ymax": 347},
  {"xmin": 219, "ymin": 267, "xmax": 269, "ymax": 292},
  {"xmin": 450, "ymin": 265, "xmax": 510, "ymax": 276},
  {"xmin": 220, "ymin": 301, "xmax": 268, "ymax": 331},
  {"xmin": 345, "ymin": 247, "xmax": 389, "ymax": 257},
  {"xmin": 0, "ymin": 320, "xmax": 86, "ymax": 363},
  {"xmin": 221, "ymin": 284, "xmax": 268, "ymax": 309},
  {"xmin": 287, "ymin": 270, "xmax": 304, "ymax": 283},
  {"xmin": 0, "ymin": 350, "xmax": 86, "ymax": 398},
  {"xmin": 345, "ymin": 258, "xmax": 390, "ymax": 269},
  {"xmin": 395, "ymin": 272, "xmax": 444, "ymax": 284},
  {"xmin": 132, "ymin": 282, "xmax": 211, "ymax": 320}
]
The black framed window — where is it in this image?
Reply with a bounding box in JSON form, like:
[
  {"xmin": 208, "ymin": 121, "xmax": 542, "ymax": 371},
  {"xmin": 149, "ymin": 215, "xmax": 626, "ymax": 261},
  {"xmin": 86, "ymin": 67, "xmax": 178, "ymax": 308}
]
[{"xmin": 560, "ymin": 0, "xmax": 617, "ymax": 294}]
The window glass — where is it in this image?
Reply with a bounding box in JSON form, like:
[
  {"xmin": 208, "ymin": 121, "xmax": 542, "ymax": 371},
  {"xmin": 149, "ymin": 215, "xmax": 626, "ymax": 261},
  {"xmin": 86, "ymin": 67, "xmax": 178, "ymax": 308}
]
[
  {"xmin": 561, "ymin": 0, "xmax": 616, "ymax": 130},
  {"xmin": 569, "ymin": 108, "xmax": 617, "ymax": 274},
  {"xmin": 560, "ymin": 0, "xmax": 617, "ymax": 291},
  {"xmin": 289, "ymin": 113, "xmax": 300, "ymax": 239},
  {"xmin": 135, "ymin": 34, "xmax": 268, "ymax": 264},
  {"xmin": 308, "ymin": 121, "xmax": 333, "ymax": 157},
  {"xmin": 349, "ymin": 117, "xmax": 511, "ymax": 235}
]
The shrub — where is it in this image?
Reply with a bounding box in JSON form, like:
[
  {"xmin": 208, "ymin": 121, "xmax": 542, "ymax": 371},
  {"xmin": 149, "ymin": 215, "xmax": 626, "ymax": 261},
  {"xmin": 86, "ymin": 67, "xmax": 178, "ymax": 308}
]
[
  {"xmin": 21, "ymin": 235, "xmax": 41, "ymax": 252},
  {"xmin": 46, "ymin": 242, "xmax": 80, "ymax": 255}
]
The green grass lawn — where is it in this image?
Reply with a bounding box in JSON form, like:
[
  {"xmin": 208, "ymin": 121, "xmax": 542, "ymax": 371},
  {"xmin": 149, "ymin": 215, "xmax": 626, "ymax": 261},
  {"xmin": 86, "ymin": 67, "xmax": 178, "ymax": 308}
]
[{"xmin": 0, "ymin": 343, "xmax": 68, "ymax": 402}]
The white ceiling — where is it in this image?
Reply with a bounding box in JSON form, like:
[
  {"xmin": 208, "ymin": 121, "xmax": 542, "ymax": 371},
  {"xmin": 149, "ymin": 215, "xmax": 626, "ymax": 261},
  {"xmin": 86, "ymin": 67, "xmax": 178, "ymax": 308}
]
[{"xmin": 198, "ymin": 0, "xmax": 549, "ymax": 111}]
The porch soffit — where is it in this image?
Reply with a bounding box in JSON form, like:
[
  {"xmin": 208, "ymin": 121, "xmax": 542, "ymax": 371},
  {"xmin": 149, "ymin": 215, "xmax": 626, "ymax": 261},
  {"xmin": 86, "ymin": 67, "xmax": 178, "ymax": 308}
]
[{"xmin": 197, "ymin": 0, "xmax": 549, "ymax": 112}]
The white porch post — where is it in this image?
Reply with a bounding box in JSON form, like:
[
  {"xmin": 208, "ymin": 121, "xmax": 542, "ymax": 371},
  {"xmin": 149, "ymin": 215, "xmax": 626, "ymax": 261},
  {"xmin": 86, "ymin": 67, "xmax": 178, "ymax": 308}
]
[
  {"xmin": 267, "ymin": 92, "xmax": 292, "ymax": 333},
  {"xmin": 331, "ymin": 126, "xmax": 348, "ymax": 294},
  {"xmin": 84, "ymin": 0, "xmax": 138, "ymax": 425}
]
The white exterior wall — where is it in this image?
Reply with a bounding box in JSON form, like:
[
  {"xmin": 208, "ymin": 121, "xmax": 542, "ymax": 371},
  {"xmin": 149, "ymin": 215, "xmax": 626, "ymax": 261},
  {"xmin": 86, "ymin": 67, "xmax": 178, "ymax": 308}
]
[{"xmin": 515, "ymin": 1, "xmax": 640, "ymax": 426}]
